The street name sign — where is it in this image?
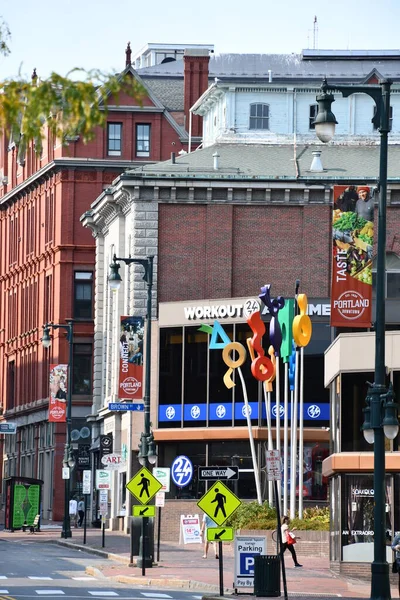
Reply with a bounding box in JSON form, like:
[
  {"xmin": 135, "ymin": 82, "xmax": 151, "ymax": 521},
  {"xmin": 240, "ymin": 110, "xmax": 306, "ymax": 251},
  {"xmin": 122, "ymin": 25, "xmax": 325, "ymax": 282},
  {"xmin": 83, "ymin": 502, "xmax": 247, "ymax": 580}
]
[
  {"xmin": 197, "ymin": 480, "xmax": 242, "ymax": 526},
  {"xmin": 132, "ymin": 505, "xmax": 156, "ymax": 518},
  {"xmin": 198, "ymin": 466, "xmax": 239, "ymax": 481},
  {"xmin": 126, "ymin": 467, "xmax": 162, "ymax": 505},
  {"xmin": 0, "ymin": 422, "xmax": 17, "ymax": 434},
  {"xmin": 207, "ymin": 527, "xmax": 235, "ymax": 542},
  {"xmin": 108, "ymin": 403, "xmax": 144, "ymax": 411}
]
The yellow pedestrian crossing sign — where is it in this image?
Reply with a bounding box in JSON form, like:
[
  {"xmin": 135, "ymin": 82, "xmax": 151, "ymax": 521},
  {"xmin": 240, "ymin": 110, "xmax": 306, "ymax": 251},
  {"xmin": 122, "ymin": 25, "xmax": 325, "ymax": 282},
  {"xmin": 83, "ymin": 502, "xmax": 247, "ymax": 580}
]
[
  {"xmin": 207, "ymin": 527, "xmax": 234, "ymax": 542},
  {"xmin": 197, "ymin": 480, "xmax": 242, "ymax": 526},
  {"xmin": 126, "ymin": 467, "xmax": 162, "ymax": 505}
]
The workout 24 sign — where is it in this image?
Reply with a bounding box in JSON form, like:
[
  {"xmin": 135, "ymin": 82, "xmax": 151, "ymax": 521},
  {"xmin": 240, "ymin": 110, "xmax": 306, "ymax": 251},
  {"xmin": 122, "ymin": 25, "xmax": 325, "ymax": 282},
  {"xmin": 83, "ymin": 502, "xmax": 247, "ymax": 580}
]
[{"xmin": 199, "ymin": 284, "xmax": 312, "ymax": 387}]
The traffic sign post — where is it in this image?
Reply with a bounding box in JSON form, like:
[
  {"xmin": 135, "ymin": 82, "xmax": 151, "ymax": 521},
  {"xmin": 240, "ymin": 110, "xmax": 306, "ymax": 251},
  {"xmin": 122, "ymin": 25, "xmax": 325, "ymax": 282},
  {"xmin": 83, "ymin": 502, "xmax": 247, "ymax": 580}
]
[
  {"xmin": 198, "ymin": 466, "xmax": 239, "ymax": 481},
  {"xmin": 126, "ymin": 467, "xmax": 162, "ymax": 504},
  {"xmin": 133, "ymin": 505, "xmax": 156, "ymax": 518},
  {"xmin": 197, "ymin": 480, "xmax": 242, "ymax": 598}
]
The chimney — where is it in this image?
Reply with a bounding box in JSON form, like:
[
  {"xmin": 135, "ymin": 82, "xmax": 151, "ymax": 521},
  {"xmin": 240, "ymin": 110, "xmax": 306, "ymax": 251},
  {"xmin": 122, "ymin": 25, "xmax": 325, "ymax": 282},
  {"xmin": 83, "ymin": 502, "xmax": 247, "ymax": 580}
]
[
  {"xmin": 125, "ymin": 42, "xmax": 132, "ymax": 68},
  {"xmin": 310, "ymin": 150, "xmax": 324, "ymax": 172},
  {"xmin": 213, "ymin": 151, "xmax": 220, "ymax": 170},
  {"xmin": 184, "ymin": 49, "xmax": 210, "ymax": 138}
]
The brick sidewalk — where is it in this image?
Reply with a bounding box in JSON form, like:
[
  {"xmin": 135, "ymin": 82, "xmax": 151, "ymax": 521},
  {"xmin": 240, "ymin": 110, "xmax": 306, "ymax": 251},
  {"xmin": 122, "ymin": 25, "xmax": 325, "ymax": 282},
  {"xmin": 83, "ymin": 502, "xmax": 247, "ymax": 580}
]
[{"xmin": 0, "ymin": 525, "xmax": 393, "ymax": 598}]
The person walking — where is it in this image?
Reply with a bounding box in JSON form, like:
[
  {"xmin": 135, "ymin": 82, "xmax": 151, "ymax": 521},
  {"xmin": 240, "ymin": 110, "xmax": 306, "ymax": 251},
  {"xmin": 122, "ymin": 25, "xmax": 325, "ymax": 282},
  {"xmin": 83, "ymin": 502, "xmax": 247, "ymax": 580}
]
[
  {"xmin": 77, "ymin": 498, "xmax": 85, "ymax": 527},
  {"xmin": 281, "ymin": 515, "xmax": 302, "ymax": 568},
  {"xmin": 201, "ymin": 513, "xmax": 219, "ymax": 559}
]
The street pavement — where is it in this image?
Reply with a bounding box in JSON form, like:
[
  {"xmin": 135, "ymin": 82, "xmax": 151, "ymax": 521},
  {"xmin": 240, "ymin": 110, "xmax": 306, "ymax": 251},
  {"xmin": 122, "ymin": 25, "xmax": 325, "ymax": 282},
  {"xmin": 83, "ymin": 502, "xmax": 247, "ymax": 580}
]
[{"xmin": 0, "ymin": 524, "xmax": 395, "ymax": 599}]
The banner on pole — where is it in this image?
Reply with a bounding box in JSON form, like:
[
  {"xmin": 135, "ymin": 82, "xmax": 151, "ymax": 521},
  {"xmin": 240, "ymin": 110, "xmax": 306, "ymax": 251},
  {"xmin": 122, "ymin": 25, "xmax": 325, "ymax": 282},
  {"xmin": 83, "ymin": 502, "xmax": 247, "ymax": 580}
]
[
  {"xmin": 331, "ymin": 185, "xmax": 374, "ymax": 327},
  {"xmin": 119, "ymin": 316, "xmax": 144, "ymax": 400},
  {"xmin": 49, "ymin": 364, "xmax": 68, "ymax": 422}
]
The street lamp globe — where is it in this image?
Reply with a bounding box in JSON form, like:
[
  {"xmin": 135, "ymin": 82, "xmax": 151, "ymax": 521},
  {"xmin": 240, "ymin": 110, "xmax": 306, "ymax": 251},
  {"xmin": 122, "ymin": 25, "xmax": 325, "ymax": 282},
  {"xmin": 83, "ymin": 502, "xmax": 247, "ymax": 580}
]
[
  {"xmin": 42, "ymin": 326, "xmax": 52, "ymax": 349},
  {"xmin": 108, "ymin": 259, "xmax": 122, "ymax": 291},
  {"xmin": 314, "ymin": 87, "xmax": 338, "ymax": 143},
  {"xmin": 363, "ymin": 429, "xmax": 375, "ymax": 445}
]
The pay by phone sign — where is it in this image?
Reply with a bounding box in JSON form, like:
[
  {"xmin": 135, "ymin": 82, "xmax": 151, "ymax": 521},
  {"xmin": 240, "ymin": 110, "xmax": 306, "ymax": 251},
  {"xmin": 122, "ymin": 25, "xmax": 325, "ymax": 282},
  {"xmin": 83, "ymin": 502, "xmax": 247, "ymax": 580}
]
[{"xmin": 234, "ymin": 536, "xmax": 266, "ymax": 589}]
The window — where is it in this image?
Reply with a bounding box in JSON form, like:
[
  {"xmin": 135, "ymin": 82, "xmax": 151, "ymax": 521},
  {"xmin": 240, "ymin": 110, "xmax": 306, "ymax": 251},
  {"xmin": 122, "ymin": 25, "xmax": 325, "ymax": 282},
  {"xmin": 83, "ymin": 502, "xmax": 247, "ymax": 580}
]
[
  {"xmin": 107, "ymin": 123, "xmax": 122, "ymax": 156},
  {"xmin": 136, "ymin": 124, "xmax": 151, "ymax": 157},
  {"xmin": 372, "ymin": 253, "xmax": 400, "ymax": 298},
  {"xmin": 249, "ymin": 103, "xmax": 269, "ymax": 130},
  {"xmin": 309, "ymin": 104, "xmax": 318, "ymax": 129},
  {"xmin": 73, "ymin": 344, "xmax": 92, "ymax": 394},
  {"xmin": 74, "ymin": 272, "xmax": 93, "ymax": 319},
  {"xmin": 373, "ymin": 106, "xmax": 393, "ymax": 131}
]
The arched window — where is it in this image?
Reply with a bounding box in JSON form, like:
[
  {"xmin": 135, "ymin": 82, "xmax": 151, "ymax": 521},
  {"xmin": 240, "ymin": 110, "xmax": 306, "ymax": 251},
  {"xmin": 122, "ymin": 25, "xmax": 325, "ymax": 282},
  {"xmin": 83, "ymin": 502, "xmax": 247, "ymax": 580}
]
[{"xmin": 249, "ymin": 103, "xmax": 269, "ymax": 130}]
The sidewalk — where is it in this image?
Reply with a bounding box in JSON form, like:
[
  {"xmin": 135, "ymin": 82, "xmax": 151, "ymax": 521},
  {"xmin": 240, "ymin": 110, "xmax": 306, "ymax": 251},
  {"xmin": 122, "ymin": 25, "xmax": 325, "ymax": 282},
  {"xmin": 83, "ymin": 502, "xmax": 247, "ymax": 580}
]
[{"xmin": 0, "ymin": 524, "xmax": 391, "ymax": 598}]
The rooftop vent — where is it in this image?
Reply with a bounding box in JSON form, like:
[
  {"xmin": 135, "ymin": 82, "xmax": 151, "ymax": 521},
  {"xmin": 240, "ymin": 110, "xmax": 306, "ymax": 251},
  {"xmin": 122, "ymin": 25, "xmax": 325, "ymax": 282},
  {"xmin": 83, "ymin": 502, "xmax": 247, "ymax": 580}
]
[{"xmin": 309, "ymin": 150, "xmax": 324, "ymax": 172}]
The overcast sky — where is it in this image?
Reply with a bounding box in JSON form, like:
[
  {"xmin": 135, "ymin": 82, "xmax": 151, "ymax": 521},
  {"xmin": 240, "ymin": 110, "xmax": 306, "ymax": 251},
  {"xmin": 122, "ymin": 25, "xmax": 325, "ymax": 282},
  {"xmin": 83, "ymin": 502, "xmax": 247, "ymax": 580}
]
[{"xmin": 1, "ymin": 0, "xmax": 400, "ymax": 79}]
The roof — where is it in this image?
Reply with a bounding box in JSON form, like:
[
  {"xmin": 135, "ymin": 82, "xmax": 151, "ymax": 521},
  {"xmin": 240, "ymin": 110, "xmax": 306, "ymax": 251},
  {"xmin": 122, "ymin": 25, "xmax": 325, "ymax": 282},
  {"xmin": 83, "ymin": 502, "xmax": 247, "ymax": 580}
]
[
  {"xmin": 143, "ymin": 78, "xmax": 184, "ymax": 111},
  {"xmin": 120, "ymin": 142, "xmax": 400, "ymax": 181},
  {"xmin": 138, "ymin": 52, "xmax": 400, "ymax": 82}
]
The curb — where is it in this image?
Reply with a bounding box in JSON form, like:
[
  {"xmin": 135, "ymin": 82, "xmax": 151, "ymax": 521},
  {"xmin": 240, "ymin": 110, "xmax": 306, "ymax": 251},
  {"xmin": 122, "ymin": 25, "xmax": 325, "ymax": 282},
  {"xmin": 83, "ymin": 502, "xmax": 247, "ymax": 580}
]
[
  {"xmin": 107, "ymin": 575, "xmax": 233, "ymax": 593},
  {"xmin": 54, "ymin": 540, "xmax": 133, "ymax": 565}
]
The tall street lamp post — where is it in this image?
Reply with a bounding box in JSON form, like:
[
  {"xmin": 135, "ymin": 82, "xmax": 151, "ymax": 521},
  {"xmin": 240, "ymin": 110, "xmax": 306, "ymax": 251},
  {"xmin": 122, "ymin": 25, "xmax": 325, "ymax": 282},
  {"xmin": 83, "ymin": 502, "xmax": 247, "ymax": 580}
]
[
  {"xmin": 108, "ymin": 254, "xmax": 156, "ymax": 568},
  {"xmin": 315, "ymin": 78, "xmax": 399, "ymax": 600},
  {"xmin": 42, "ymin": 320, "xmax": 76, "ymax": 539}
]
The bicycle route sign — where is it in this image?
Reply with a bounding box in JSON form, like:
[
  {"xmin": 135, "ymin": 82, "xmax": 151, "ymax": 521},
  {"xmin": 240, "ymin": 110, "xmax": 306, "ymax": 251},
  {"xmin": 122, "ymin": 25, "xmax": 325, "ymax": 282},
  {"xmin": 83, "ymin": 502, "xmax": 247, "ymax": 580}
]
[
  {"xmin": 197, "ymin": 480, "xmax": 242, "ymax": 526},
  {"xmin": 126, "ymin": 467, "xmax": 162, "ymax": 505}
]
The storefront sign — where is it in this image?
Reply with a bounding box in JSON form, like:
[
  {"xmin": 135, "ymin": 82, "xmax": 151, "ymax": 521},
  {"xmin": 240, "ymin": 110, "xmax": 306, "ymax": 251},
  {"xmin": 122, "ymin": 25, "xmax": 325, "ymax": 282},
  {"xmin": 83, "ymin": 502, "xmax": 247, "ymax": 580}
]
[
  {"xmin": 0, "ymin": 422, "xmax": 17, "ymax": 434},
  {"xmin": 331, "ymin": 185, "xmax": 373, "ymax": 327},
  {"xmin": 180, "ymin": 514, "xmax": 202, "ymax": 544},
  {"xmin": 153, "ymin": 467, "xmax": 171, "ymax": 492},
  {"xmin": 101, "ymin": 453, "xmax": 126, "ymax": 470},
  {"xmin": 118, "ymin": 316, "xmax": 144, "ymax": 400},
  {"xmin": 96, "ymin": 469, "xmax": 111, "ymax": 490},
  {"xmin": 182, "ymin": 300, "xmax": 330, "ymax": 321},
  {"xmin": 234, "ymin": 536, "xmax": 266, "ymax": 588},
  {"xmin": 158, "ymin": 402, "xmax": 329, "ymax": 423},
  {"xmin": 48, "ymin": 364, "xmax": 68, "ymax": 423}
]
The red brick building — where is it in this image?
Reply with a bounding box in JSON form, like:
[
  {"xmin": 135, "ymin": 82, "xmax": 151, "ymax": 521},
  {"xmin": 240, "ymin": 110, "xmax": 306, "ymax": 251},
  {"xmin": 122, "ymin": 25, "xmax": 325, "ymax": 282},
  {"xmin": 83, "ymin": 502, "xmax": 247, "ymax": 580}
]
[{"xmin": 0, "ymin": 46, "xmax": 212, "ymax": 523}]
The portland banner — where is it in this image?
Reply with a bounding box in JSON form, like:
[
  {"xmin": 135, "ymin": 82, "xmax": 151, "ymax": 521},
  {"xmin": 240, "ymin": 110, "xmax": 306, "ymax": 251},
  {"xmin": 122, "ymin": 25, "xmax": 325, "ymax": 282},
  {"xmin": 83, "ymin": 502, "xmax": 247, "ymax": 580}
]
[
  {"xmin": 331, "ymin": 185, "xmax": 374, "ymax": 327},
  {"xmin": 49, "ymin": 364, "xmax": 68, "ymax": 422},
  {"xmin": 119, "ymin": 316, "xmax": 144, "ymax": 400}
]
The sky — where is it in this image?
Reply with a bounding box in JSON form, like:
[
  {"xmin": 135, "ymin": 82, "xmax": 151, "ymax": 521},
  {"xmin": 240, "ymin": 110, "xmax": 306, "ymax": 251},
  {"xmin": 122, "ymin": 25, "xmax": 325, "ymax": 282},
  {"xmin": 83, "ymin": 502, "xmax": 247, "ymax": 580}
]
[{"xmin": 1, "ymin": 0, "xmax": 400, "ymax": 80}]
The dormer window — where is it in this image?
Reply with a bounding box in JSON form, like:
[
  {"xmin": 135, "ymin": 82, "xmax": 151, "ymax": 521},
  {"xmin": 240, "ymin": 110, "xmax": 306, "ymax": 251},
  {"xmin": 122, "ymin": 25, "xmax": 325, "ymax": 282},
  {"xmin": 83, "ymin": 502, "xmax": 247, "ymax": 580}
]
[{"xmin": 249, "ymin": 103, "xmax": 269, "ymax": 130}]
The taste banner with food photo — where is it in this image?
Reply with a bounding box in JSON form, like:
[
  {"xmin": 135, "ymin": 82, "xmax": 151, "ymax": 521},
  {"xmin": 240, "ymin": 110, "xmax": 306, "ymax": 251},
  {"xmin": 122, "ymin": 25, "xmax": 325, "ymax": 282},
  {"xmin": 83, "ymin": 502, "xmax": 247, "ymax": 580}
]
[
  {"xmin": 119, "ymin": 316, "xmax": 145, "ymax": 400},
  {"xmin": 331, "ymin": 185, "xmax": 374, "ymax": 327},
  {"xmin": 49, "ymin": 364, "xmax": 68, "ymax": 422}
]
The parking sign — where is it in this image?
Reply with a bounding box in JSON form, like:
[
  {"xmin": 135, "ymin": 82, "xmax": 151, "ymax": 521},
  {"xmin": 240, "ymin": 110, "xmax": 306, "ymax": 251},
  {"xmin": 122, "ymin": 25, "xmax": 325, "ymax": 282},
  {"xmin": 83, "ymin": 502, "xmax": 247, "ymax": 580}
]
[{"xmin": 234, "ymin": 536, "xmax": 266, "ymax": 589}]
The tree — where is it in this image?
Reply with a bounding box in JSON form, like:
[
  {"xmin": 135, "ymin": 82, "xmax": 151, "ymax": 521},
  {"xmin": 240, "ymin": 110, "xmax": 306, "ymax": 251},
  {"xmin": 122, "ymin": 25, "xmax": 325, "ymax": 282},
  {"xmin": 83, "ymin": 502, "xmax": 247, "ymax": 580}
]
[{"xmin": 0, "ymin": 18, "xmax": 143, "ymax": 153}]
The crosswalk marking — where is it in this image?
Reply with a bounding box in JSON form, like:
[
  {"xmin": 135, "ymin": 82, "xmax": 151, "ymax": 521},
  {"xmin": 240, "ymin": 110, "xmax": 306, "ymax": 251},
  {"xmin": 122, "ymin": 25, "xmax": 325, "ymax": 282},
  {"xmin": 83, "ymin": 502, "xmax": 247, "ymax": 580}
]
[
  {"xmin": 35, "ymin": 591, "xmax": 65, "ymax": 595},
  {"xmin": 88, "ymin": 593, "xmax": 119, "ymax": 597},
  {"xmin": 0, "ymin": 590, "xmax": 9, "ymax": 594},
  {"xmin": 140, "ymin": 595, "xmax": 172, "ymax": 599},
  {"xmin": 72, "ymin": 577, "xmax": 98, "ymax": 581},
  {"xmin": 29, "ymin": 577, "xmax": 53, "ymax": 580},
  {"xmin": 0, "ymin": 577, "xmax": 7, "ymax": 580}
]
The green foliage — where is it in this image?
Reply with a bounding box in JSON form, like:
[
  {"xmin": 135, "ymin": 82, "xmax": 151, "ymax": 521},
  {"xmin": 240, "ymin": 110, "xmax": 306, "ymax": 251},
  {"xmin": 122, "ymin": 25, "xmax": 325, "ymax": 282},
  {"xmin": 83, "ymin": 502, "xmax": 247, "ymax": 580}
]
[
  {"xmin": 227, "ymin": 501, "xmax": 330, "ymax": 531},
  {"xmin": 0, "ymin": 17, "xmax": 144, "ymax": 150}
]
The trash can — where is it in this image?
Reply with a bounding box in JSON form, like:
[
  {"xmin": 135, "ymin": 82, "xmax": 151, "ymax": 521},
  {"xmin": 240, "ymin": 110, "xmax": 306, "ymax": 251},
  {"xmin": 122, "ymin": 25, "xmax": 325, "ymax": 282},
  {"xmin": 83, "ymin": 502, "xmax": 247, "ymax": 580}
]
[{"xmin": 254, "ymin": 554, "xmax": 281, "ymax": 597}]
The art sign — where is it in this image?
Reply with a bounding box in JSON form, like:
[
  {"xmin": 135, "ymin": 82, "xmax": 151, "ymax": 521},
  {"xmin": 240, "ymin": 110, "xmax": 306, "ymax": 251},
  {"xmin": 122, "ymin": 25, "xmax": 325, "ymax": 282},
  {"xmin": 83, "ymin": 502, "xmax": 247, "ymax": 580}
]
[
  {"xmin": 119, "ymin": 316, "xmax": 144, "ymax": 400},
  {"xmin": 48, "ymin": 364, "xmax": 68, "ymax": 422},
  {"xmin": 331, "ymin": 185, "xmax": 374, "ymax": 327}
]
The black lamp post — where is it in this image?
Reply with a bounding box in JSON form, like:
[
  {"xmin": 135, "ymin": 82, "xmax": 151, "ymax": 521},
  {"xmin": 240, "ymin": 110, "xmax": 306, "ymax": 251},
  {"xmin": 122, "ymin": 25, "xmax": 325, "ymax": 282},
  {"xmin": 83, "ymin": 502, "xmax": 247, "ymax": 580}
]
[
  {"xmin": 42, "ymin": 319, "xmax": 75, "ymax": 539},
  {"xmin": 315, "ymin": 78, "xmax": 399, "ymax": 600},
  {"xmin": 109, "ymin": 254, "xmax": 156, "ymax": 568}
]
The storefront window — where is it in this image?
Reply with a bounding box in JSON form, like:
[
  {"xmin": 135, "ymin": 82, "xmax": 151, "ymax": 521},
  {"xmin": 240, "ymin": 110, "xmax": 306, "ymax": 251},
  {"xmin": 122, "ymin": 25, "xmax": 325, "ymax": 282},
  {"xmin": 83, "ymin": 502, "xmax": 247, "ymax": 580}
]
[
  {"xmin": 341, "ymin": 474, "xmax": 395, "ymax": 562},
  {"xmin": 183, "ymin": 327, "xmax": 207, "ymax": 427},
  {"xmin": 159, "ymin": 328, "xmax": 183, "ymax": 427}
]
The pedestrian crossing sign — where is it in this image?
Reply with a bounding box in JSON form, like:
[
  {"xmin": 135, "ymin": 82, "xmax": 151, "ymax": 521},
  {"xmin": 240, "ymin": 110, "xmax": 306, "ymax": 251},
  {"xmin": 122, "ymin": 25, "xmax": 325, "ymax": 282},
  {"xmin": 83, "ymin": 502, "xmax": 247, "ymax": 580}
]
[
  {"xmin": 126, "ymin": 467, "xmax": 162, "ymax": 505},
  {"xmin": 197, "ymin": 480, "xmax": 242, "ymax": 526}
]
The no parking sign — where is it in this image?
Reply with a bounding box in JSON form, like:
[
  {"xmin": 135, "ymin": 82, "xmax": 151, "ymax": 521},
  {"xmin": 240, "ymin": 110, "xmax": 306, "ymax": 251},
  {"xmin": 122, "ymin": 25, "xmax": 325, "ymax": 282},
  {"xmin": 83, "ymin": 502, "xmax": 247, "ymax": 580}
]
[{"xmin": 234, "ymin": 535, "xmax": 266, "ymax": 589}]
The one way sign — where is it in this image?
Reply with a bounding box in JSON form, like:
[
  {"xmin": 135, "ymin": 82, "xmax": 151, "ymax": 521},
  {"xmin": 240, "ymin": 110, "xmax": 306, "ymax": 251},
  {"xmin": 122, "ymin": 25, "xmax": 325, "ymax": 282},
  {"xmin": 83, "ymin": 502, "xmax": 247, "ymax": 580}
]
[{"xmin": 198, "ymin": 466, "xmax": 239, "ymax": 481}]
